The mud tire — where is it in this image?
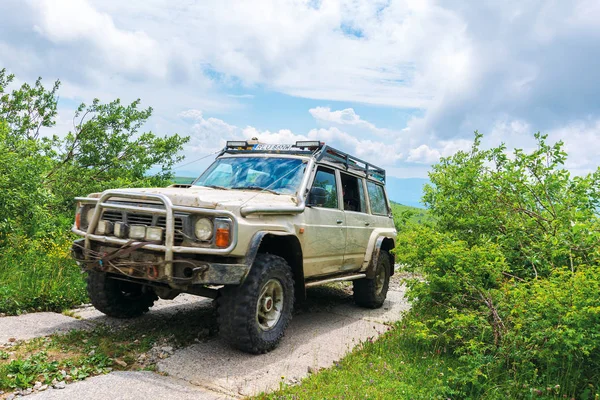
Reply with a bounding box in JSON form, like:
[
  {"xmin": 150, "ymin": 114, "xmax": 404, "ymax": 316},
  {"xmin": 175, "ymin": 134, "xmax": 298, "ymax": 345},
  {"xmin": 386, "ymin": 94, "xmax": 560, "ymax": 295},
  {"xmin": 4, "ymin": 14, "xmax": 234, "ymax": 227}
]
[
  {"xmin": 87, "ymin": 271, "xmax": 157, "ymax": 318},
  {"xmin": 353, "ymin": 251, "xmax": 391, "ymax": 309},
  {"xmin": 218, "ymin": 253, "xmax": 294, "ymax": 354}
]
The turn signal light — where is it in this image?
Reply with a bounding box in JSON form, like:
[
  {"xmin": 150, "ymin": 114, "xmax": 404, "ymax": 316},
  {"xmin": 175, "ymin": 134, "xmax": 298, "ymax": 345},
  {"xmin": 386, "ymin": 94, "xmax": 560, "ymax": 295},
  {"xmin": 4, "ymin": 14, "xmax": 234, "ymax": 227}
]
[
  {"xmin": 215, "ymin": 228, "xmax": 230, "ymax": 248},
  {"xmin": 75, "ymin": 211, "xmax": 81, "ymax": 229},
  {"xmin": 215, "ymin": 220, "xmax": 231, "ymax": 248}
]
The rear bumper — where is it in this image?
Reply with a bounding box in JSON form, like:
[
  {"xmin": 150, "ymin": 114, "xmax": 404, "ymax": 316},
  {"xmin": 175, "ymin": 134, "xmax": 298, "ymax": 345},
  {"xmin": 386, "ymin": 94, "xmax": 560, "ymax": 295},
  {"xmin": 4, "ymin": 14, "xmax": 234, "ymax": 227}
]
[{"xmin": 72, "ymin": 239, "xmax": 249, "ymax": 286}]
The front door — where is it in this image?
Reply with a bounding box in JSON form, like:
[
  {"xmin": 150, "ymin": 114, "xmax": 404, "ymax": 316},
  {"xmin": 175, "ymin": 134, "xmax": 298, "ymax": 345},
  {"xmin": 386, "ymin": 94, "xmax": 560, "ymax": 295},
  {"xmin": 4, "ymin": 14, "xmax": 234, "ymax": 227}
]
[{"xmin": 300, "ymin": 167, "xmax": 346, "ymax": 278}]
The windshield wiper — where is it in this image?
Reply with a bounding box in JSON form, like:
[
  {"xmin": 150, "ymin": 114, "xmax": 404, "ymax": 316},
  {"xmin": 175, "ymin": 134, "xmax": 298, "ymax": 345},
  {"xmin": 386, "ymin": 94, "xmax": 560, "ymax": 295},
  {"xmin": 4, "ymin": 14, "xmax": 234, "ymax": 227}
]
[
  {"xmin": 203, "ymin": 185, "xmax": 229, "ymax": 190},
  {"xmin": 231, "ymin": 186, "xmax": 280, "ymax": 195}
]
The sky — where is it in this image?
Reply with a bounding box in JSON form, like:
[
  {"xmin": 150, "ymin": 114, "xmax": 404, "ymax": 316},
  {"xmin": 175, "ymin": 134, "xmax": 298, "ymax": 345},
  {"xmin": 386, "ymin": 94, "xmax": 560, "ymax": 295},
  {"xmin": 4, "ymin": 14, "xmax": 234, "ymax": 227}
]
[{"xmin": 0, "ymin": 0, "xmax": 599, "ymax": 178}]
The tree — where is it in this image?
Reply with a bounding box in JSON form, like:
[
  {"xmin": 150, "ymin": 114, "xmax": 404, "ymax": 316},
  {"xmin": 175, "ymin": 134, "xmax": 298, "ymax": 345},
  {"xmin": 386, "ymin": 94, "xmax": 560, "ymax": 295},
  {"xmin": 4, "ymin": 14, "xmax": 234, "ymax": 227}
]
[{"xmin": 0, "ymin": 67, "xmax": 189, "ymax": 220}]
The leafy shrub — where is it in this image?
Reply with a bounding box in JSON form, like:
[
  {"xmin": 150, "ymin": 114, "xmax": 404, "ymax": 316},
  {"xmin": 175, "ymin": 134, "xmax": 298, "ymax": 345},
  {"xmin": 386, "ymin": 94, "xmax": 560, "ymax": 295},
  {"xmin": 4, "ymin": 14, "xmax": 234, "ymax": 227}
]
[{"xmin": 397, "ymin": 132, "xmax": 600, "ymax": 397}]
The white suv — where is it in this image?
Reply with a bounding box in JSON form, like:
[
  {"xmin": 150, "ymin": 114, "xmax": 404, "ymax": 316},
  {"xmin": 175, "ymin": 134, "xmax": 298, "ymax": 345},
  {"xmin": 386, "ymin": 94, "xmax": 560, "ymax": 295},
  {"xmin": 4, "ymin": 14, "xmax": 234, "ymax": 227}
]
[{"xmin": 72, "ymin": 140, "xmax": 397, "ymax": 353}]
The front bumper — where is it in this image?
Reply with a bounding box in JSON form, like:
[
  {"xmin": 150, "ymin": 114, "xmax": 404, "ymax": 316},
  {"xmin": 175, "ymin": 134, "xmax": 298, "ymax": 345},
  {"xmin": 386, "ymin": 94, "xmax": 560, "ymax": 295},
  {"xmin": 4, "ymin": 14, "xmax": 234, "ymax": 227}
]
[
  {"xmin": 73, "ymin": 190, "xmax": 243, "ymax": 288},
  {"xmin": 72, "ymin": 239, "xmax": 249, "ymax": 286}
]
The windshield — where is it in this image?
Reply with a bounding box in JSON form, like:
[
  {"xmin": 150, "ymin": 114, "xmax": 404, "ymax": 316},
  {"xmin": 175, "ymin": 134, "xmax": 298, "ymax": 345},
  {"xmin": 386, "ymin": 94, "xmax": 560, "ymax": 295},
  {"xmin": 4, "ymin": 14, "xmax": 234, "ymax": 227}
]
[{"xmin": 194, "ymin": 157, "xmax": 307, "ymax": 195}]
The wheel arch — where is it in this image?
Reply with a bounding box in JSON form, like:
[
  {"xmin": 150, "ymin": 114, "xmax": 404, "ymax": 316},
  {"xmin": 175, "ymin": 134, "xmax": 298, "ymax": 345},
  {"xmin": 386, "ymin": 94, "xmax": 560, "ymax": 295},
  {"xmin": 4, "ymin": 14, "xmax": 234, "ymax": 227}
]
[
  {"xmin": 365, "ymin": 235, "xmax": 395, "ymax": 279},
  {"xmin": 245, "ymin": 232, "xmax": 305, "ymax": 302}
]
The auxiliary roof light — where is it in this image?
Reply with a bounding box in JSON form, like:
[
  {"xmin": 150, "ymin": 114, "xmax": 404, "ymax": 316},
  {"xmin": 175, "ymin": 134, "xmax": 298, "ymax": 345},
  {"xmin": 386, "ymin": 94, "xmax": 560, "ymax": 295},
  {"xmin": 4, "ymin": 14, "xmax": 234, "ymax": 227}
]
[
  {"xmin": 226, "ymin": 141, "xmax": 248, "ymax": 148},
  {"xmin": 295, "ymin": 141, "xmax": 322, "ymax": 149}
]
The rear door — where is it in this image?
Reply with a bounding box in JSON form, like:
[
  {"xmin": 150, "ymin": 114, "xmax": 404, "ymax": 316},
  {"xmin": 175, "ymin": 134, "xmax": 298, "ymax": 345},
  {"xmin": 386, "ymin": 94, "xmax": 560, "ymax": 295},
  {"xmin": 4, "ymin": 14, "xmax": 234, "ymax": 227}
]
[
  {"xmin": 300, "ymin": 166, "xmax": 346, "ymax": 278},
  {"xmin": 340, "ymin": 173, "xmax": 373, "ymax": 271}
]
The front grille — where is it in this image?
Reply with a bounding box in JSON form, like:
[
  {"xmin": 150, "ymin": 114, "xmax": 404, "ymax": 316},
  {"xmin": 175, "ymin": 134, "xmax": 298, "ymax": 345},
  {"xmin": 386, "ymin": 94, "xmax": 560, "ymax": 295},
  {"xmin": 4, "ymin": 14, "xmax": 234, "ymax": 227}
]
[
  {"xmin": 127, "ymin": 213, "xmax": 153, "ymax": 226},
  {"xmin": 100, "ymin": 209, "xmax": 185, "ymax": 245},
  {"xmin": 102, "ymin": 210, "xmax": 123, "ymax": 223},
  {"xmin": 157, "ymin": 216, "xmax": 185, "ymax": 243}
]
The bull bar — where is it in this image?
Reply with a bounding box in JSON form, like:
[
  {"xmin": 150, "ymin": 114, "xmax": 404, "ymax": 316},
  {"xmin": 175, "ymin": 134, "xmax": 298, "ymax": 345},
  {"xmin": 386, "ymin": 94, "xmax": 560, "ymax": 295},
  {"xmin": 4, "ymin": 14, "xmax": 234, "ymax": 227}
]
[{"xmin": 72, "ymin": 190, "xmax": 238, "ymax": 285}]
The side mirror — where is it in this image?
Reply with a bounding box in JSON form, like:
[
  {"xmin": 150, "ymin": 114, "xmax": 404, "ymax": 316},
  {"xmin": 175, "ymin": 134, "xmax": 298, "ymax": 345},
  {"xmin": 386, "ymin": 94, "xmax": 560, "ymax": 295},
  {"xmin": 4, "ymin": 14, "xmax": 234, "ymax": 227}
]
[{"xmin": 307, "ymin": 187, "xmax": 328, "ymax": 207}]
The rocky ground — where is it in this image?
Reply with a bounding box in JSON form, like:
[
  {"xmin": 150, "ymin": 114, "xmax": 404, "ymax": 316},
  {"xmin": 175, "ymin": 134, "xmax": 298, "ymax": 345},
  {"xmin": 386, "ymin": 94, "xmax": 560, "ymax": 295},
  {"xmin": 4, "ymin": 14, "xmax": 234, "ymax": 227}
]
[{"xmin": 0, "ymin": 271, "xmax": 411, "ymax": 400}]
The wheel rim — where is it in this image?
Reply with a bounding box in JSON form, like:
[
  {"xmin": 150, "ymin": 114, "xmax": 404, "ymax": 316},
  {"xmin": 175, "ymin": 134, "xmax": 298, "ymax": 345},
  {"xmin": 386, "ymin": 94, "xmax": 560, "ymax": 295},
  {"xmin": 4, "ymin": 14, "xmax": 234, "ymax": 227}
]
[
  {"xmin": 256, "ymin": 279, "xmax": 284, "ymax": 331},
  {"xmin": 375, "ymin": 265, "xmax": 386, "ymax": 294}
]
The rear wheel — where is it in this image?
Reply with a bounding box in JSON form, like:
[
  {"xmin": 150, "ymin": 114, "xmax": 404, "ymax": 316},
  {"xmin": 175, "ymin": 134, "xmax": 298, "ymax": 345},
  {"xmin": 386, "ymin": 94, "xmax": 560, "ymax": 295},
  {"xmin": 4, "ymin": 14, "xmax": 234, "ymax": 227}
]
[
  {"xmin": 87, "ymin": 271, "xmax": 157, "ymax": 318},
  {"xmin": 218, "ymin": 253, "xmax": 294, "ymax": 354},
  {"xmin": 353, "ymin": 250, "xmax": 391, "ymax": 308}
]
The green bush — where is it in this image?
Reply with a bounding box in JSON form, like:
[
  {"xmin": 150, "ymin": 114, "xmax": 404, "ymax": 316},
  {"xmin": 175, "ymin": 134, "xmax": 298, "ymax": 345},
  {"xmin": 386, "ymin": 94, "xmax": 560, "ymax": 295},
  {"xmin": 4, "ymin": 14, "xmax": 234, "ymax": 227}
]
[{"xmin": 397, "ymin": 132, "xmax": 600, "ymax": 397}]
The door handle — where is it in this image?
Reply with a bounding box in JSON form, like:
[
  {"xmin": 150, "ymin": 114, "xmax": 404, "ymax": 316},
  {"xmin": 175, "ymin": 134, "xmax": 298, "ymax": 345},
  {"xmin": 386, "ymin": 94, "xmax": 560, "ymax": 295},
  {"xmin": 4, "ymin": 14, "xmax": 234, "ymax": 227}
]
[
  {"xmin": 336, "ymin": 220, "xmax": 343, "ymax": 224},
  {"xmin": 365, "ymin": 222, "xmax": 370, "ymax": 226}
]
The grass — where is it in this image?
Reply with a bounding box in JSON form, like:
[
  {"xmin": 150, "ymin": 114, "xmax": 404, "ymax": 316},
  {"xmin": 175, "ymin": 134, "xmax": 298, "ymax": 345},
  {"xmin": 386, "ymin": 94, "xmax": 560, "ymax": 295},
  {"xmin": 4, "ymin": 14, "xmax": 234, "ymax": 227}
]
[
  {"xmin": 255, "ymin": 316, "xmax": 464, "ymax": 400},
  {"xmin": 254, "ymin": 314, "xmax": 582, "ymax": 400},
  {"xmin": 0, "ymin": 234, "xmax": 87, "ymax": 315}
]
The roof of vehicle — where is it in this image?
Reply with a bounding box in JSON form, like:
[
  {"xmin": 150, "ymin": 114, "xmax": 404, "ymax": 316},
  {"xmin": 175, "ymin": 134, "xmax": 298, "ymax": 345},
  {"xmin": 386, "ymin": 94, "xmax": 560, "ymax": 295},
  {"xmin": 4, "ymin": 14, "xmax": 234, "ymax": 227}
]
[{"xmin": 220, "ymin": 140, "xmax": 386, "ymax": 183}]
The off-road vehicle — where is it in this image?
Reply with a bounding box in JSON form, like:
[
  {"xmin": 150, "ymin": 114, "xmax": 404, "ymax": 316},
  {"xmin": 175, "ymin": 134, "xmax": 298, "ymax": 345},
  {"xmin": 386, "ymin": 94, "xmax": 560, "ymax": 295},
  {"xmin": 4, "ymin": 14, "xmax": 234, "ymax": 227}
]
[{"xmin": 71, "ymin": 140, "xmax": 397, "ymax": 353}]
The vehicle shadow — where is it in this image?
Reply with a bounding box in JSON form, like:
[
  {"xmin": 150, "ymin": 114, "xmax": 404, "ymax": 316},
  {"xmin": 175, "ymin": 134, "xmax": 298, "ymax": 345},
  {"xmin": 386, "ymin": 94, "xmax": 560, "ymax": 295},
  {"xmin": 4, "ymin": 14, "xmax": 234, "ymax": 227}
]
[
  {"xmin": 151, "ymin": 284, "xmax": 408, "ymax": 397},
  {"xmin": 72, "ymin": 284, "xmax": 356, "ymax": 343}
]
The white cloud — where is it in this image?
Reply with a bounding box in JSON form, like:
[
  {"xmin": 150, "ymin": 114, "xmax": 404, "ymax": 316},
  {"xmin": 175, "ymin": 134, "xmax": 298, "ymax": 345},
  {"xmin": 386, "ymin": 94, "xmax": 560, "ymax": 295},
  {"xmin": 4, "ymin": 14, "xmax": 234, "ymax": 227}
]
[
  {"xmin": 1, "ymin": 0, "xmax": 599, "ymax": 179},
  {"xmin": 546, "ymin": 119, "xmax": 600, "ymax": 174},
  {"xmin": 407, "ymin": 145, "xmax": 440, "ymax": 164},
  {"xmin": 178, "ymin": 109, "xmax": 238, "ymax": 155},
  {"xmin": 309, "ymin": 106, "xmax": 386, "ymax": 135},
  {"xmin": 30, "ymin": 0, "xmax": 168, "ymax": 79},
  {"xmin": 176, "ymin": 108, "xmax": 406, "ymax": 171}
]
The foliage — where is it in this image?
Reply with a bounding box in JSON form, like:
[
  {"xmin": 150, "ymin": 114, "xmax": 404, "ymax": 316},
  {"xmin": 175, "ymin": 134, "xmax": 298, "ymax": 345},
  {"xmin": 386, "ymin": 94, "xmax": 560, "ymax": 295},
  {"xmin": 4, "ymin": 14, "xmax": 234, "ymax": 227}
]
[
  {"xmin": 0, "ymin": 67, "xmax": 189, "ymax": 314},
  {"xmin": 397, "ymin": 132, "xmax": 600, "ymax": 397},
  {"xmin": 390, "ymin": 201, "xmax": 432, "ymax": 230}
]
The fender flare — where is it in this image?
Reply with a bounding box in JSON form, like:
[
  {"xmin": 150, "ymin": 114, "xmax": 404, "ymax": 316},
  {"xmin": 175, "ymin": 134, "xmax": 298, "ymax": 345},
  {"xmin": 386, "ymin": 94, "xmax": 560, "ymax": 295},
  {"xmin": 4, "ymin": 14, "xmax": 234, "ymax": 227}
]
[
  {"xmin": 365, "ymin": 236, "xmax": 395, "ymax": 279},
  {"xmin": 243, "ymin": 231, "xmax": 306, "ymax": 301}
]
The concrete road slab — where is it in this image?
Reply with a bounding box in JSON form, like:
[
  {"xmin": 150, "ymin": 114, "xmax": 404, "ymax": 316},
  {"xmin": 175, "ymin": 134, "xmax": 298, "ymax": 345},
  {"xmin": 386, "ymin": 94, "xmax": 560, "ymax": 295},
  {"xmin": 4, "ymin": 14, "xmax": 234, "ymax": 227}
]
[
  {"xmin": 0, "ymin": 294, "xmax": 210, "ymax": 344},
  {"xmin": 158, "ymin": 287, "xmax": 408, "ymax": 397},
  {"xmin": 329, "ymin": 288, "xmax": 411, "ymax": 324},
  {"xmin": 71, "ymin": 294, "xmax": 212, "ymax": 327},
  {"xmin": 0, "ymin": 313, "xmax": 93, "ymax": 344},
  {"xmin": 27, "ymin": 371, "xmax": 231, "ymax": 400}
]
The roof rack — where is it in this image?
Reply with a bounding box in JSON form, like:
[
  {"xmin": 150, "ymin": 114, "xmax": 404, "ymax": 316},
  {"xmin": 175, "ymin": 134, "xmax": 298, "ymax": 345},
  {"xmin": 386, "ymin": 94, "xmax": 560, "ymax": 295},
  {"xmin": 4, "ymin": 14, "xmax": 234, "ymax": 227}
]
[
  {"xmin": 315, "ymin": 145, "xmax": 386, "ymax": 183},
  {"xmin": 221, "ymin": 140, "xmax": 386, "ymax": 183}
]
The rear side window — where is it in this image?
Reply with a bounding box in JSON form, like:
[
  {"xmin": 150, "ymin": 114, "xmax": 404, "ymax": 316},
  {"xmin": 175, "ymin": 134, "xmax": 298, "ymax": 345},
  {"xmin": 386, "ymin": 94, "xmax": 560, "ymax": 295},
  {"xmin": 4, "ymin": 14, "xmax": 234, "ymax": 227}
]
[
  {"xmin": 340, "ymin": 172, "xmax": 366, "ymax": 213},
  {"xmin": 367, "ymin": 181, "xmax": 388, "ymax": 215}
]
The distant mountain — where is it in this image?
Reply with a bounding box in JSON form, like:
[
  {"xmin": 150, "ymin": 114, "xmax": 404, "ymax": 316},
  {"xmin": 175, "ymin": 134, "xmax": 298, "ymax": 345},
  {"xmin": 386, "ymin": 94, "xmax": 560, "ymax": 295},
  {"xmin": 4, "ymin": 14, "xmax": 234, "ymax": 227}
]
[{"xmin": 385, "ymin": 177, "xmax": 429, "ymax": 208}]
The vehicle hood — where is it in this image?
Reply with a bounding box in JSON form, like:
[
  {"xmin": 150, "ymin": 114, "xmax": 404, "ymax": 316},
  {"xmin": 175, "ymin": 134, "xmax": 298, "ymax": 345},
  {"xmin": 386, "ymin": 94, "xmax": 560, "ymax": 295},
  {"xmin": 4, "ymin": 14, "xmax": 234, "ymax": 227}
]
[{"xmin": 91, "ymin": 186, "xmax": 299, "ymax": 210}]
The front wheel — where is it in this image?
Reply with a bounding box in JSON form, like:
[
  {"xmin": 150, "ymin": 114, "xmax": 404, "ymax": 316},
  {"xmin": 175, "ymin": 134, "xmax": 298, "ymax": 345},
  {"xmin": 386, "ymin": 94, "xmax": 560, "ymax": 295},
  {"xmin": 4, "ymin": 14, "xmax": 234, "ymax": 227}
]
[
  {"xmin": 218, "ymin": 253, "xmax": 294, "ymax": 354},
  {"xmin": 87, "ymin": 271, "xmax": 157, "ymax": 318},
  {"xmin": 353, "ymin": 250, "xmax": 391, "ymax": 308}
]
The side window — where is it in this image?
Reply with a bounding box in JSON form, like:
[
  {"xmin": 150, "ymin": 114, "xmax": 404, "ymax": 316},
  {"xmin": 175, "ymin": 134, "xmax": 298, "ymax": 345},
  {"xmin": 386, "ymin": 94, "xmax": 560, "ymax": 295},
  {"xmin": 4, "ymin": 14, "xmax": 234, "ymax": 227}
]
[
  {"xmin": 311, "ymin": 168, "xmax": 338, "ymax": 208},
  {"xmin": 340, "ymin": 173, "xmax": 365, "ymax": 213},
  {"xmin": 367, "ymin": 181, "xmax": 388, "ymax": 215}
]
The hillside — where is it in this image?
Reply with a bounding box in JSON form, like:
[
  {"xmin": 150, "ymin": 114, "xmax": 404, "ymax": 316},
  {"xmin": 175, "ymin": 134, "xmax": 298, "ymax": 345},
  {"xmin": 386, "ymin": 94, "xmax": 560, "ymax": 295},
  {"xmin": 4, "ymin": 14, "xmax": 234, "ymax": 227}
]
[{"xmin": 390, "ymin": 201, "xmax": 432, "ymax": 225}]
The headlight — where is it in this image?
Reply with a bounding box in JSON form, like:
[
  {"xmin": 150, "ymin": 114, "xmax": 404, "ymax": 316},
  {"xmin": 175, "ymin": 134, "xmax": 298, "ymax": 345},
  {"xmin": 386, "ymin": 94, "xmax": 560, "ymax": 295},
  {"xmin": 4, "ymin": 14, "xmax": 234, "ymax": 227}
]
[{"xmin": 194, "ymin": 218, "xmax": 213, "ymax": 241}]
